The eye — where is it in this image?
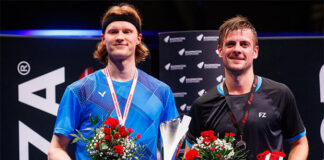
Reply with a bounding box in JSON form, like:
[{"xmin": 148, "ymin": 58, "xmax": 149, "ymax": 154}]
[
  {"xmin": 240, "ymin": 41, "xmax": 250, "ymax": 47},
  {"xmin": 123, "ymin": 29, "xmax": 133, "ymax": 34},
  {"xmin": 107, "ymin": 29, "xmax": 118, "ymax": 34},
  {"xmin": 225, "ymin": 41, "xmax": 235, "ymax": 47}
]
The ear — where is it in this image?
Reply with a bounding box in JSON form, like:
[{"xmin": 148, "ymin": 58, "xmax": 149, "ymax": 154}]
[
  {"xmin": 217, "ymin": 45, "xmax": 223, "ymax": 58},
  {"xmin": 253, "ymin": 45, "xmax": 259, "ymax": 59},
  {"xmin": 137, "ymin": 34, "xmax": 142, "ymax": 45}
]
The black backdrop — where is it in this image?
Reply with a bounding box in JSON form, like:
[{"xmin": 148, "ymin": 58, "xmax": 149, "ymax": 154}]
[{"xmin": 0, "ymin": 34, "xmax": 323, "ymax": 159}]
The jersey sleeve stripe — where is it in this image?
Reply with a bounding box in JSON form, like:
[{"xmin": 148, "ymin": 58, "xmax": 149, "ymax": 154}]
[
  {"xmin": 217, "ymin": 84, "xmax": 225, "ymax": 96},
  {"xmin": 185, "ymin": 139, "xmax": 193, "ymax": 148},
  {"xmin": 285, "ymin": 129, "xmax": 306, "ymax": 142}
]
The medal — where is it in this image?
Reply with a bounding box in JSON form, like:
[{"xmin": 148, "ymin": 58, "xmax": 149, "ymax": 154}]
[
  {"xmin": 236, "ymin": 135, "xmax": 247, "ymax": 150},
  {"xmin": 223, "ymin": 76, "xmax": 258, "ymax": 151}
]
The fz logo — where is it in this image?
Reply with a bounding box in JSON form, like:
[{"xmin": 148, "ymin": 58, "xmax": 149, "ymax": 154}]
[{"xmin": 258, "ymin": 112, "xmax": 267, "ymax": 118}]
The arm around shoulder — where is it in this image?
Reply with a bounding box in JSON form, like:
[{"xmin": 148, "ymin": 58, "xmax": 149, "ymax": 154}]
[
  {"xmin": 48, "ymin": 134, "xmax": 72, "ymax": 160},
  {"xmin": 288, "ymin": 136, "xmax": 308, "ymax": 160}
]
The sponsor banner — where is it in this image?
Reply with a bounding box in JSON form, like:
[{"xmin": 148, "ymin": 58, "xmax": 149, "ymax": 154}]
[
  {"xmin": 159, "ymin": 30, "xmax": 224, "ymax": 116},
  {"xmin": 0, "ymin": 36, "xmax": 151, "ymax": 159}
]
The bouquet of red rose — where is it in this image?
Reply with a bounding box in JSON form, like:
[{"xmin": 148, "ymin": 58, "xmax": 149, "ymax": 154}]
[
  {"xmin": 185, "ymin": 131, "xmax": 248, "ymax": 160},
  {"xmin": 70, "ymin": 115, "xmax": 144, "ymax": 160}
]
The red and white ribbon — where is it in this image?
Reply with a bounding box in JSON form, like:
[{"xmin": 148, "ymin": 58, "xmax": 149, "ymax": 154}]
[{"xmin": 103, "ymin": 67, "xmax": 138, "ymax": 126}]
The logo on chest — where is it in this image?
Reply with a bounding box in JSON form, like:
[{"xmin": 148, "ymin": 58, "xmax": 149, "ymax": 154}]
[
  {"xmin": 98, "ymin": 91, "xmax": 106, "ymax": 97},
  {"xmin": 258, "ymin": 112, "xmax": 267, "ymax": 118}
]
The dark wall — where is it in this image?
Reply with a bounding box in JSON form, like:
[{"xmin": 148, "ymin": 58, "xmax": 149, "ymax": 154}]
[{"xmin": 1, "ymin": 0, "xmax": 323, "ymax": 32}]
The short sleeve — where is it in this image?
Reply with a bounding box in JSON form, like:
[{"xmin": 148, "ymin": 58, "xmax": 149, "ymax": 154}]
[
  {"xmin": 53, "ymin": 87, "xmax": 83, "ymax": 139},
  {"xmin": 160, "ymin": 87, "xmax": 179, "ymax": 122},
  {"xmin": 281, "ymin": 87, "xmax": 306, "ymax": 142}
]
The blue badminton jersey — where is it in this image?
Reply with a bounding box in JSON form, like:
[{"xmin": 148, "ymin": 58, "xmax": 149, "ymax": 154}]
[{"xmin": 54, "ymin": 69, "xmax": 179, "ymax": 160}]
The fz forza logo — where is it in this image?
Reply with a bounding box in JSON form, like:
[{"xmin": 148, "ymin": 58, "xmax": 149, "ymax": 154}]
[{"xmin": 258, "ymin": 112, "xmax": 267, "ymax": 118}]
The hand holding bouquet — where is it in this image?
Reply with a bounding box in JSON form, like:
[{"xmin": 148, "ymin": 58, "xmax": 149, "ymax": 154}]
[{"xmin": 70, "ymin": 115, "xmax": 144, "ymax": 160}]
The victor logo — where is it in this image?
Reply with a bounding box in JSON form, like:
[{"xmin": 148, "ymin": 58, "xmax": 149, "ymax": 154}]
[{"xmin": 98, "ymin": 91, "xmax": 106, "ymax": 97}]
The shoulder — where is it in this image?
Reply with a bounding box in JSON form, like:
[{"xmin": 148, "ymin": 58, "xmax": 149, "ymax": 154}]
[
  {"xmin": 260, "ymin": 76, "xmax": 291, "ymax": 91},
  {"xmin": 137, "ymin": 69, "xmax": 172, "ymax": 92},
  {"xmin": 66, "ymin": 69, "xmax": 103, "ymax": 98}
]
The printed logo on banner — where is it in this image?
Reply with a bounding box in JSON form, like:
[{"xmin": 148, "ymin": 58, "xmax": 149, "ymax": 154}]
[
  {"xmin": 198, "ymin": 89, "xmax": 206, "ymax": 96},
  {"xmin": 196, "ymin": 34, "xmax": 219, "ymax": 42},
  {"xmin": 197, "ymin": 61, "xmax": 221, "ymax": 69},
  {"xmin": 179, "ymin": 103, "xmax": 191, "ymax": 112},
  {"xmin": 17, "ymin": 61, "xmax": 31, "ymax": 76},
  {"xmin": 179, "ymin": 76, "xmax": 203, "ymax": 84},
  {"xmin": 178, "ymin": 48, "xmax": 202, "ymax": 56},
  {"xmin": 173, "ymin": 92, "xmax": 188, "ymax": 98},
  {"xmin": 216, "ymin": 75, "xmax": 224, "ymax": 82},
  {"xmin": 164, "ymin": 35, "xmax": 186, "ymax": 43},
  {"xmin": 164, "ymin": 63, "xmax": 187, "ymax": 70}
]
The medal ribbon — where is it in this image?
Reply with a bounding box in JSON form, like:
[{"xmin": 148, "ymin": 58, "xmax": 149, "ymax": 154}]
[
  {"xmin": 223, "ymin": 76, "xmax": 258, "ymax": 146},
  {"xmin": 103, "ymin": 67, "xmax": 138, "ymax": 126}
]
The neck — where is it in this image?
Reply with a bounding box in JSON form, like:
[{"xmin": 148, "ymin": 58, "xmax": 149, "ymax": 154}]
[
  {"xmin": 106, "ymin": 58, "xmax": 136, "ymax": 82},
  {"xmin": 224, "ymin": 69, "xmax": 255, "ymax": 95}
]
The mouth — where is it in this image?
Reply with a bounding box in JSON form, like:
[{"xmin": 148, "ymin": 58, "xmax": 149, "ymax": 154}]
[{"xmin": 229, "ymin": 56, "xmax": 245, "ymax": 60}]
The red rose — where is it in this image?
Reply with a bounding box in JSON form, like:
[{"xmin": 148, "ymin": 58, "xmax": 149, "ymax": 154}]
[
  {"xmin": 104, "ymin": 127, "xmax": 111, "ymax": 135},
  {"xmin": 203, "ymin": 138, "xmax": 210, "ymax": 145},
  {"xmin": 96, "ymin": 142, "xmax": 100, "ymax": 150},
  {"xmin": 118, "ymin": 126, "xmax": 126, "ymax": 133},
  {"xmin": 120, "ymin": 130, "xmax": 128, "ymax": 138},
  {"xmin": 201, "ymin": 130, "xmax": 214, "ymax": 138},
  {"xmin": 185, "ymin": 149, "xmax": 199, "ymax": 160},
  {"xmin": 113, "ymin": 145, "xmax": 123, "ymax": 155},
  {"xmin": 113, "ymin": 132, "xmax": 120, "ymax": 139},
  {"xmin": 136, "ymin": 134, "xmax": 141, "ymax": 139},
  {"xmin": 128, "ymin": 128, "xmax": 134, "ymax": 133},
  {"xmin": 209, "ymin": 135, "xmax": 217, "ymax": 141},
  {"xmin": 105, "ymin": 135, "xmax": 112, "ymax": 142},
  {"xmin": 225, "ymin": 133, "xmax": 229, "ymax": 137},
  {"xmin": 229, "ymin": 132, "xmax": 235, "ymax": 137},
  {"xmin": 104, "ymin": 117, "xmax": 119, "ymax": 130}
]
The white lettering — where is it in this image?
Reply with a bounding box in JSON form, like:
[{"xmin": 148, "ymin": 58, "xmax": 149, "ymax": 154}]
[
  {"xmin": 18, "ymin": 67, "xmax": 65, "ymax": 116},
  {"xmin": 19, "ymin": 121, "xmax": 50, "ymax": 160}
]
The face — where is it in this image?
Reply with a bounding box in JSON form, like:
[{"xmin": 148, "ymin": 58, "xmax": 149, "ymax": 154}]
[
  {"xmin": 101, "ymin": 21, "xmax": 142, "ymax": 62},
  {"xmin": 218, "ymin": 29, "xmax": 259, "ymax": 74}
]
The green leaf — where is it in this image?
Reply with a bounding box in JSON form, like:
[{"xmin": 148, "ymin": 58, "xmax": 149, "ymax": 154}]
[
  {"xmin": 69, "ymin": 133, "xmax": 79, "ymax": 138},
  {"xmin": 100, "ymin": 142, "xmax": 108, "ymax": 150},
  {"xmin": 83, "ymin": 127, "xmax": 95, "ymax": 131},
  {"xmin": 71, "ymin": 137, "xmax": 80, "ymax": 144},
  {"xmin": 89, "ymin": 114, "xmax": 99, "ymax": 126},
  {"xmin": 76, "ymin": 129, "xmax": 87, "ymax": 142}
]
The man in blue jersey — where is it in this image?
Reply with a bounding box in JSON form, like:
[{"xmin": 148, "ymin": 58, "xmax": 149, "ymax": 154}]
[
  {"xmin": 48, "ymin": 3, "xmax": 179, "ymax": 160},
  {"xmin": 185, "ymin": 16, "xmax": 308, "ymax": 159}
]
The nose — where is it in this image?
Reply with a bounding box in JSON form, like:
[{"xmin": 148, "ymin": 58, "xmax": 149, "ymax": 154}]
[
  {"xmin": 116, "ymin": 32, "xmax": 124, "ymax": 42},
  {"xmin": 233, "ymin": 44, "xmax": 241, "ymax": 55}
]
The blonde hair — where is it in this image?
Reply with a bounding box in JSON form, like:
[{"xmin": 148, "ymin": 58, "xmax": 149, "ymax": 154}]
[
  {"xmin": 218, "ymin": 15, "xmax": 258, "ymax": 47},
  {"xmin": 93, "ymin": 3, "xmax": 149, "ymax": 66}
]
